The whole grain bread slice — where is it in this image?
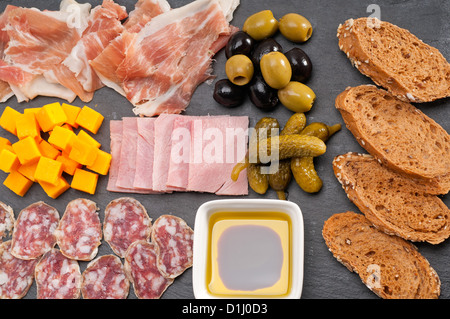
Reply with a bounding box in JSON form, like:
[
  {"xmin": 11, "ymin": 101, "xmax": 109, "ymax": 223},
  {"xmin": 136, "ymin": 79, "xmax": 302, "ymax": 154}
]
[
  {"xmin": 335, "ymin": 85, "xmax": 450, "ymax": 194},
  {"xmin": 322, "ymin": 211, "xmax": 441, "ymax": 299},
  {"xmin": 333, "ymin": 152, "xmax": 450, "ymax": 244},
  {"xmin": 337, "ymin": 17, "xmax": 450, "ymax": 103}
]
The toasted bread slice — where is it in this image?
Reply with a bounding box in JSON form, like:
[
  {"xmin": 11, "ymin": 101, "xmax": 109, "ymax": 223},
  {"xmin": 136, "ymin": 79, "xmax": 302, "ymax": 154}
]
[
  {"xmin": 333, "ymin": 152, "xmax": 450, "ymax": 244},
  {"xmin": 335, "ymin": 85, "xmax": 450, "ymax": 194},
  {"xmin": 337, "ymin": 17, "xmax": 450, "ymax": 102},
  {"xmin": 323, "ymin": 211, "xmax": 441, "ymax": 299}
]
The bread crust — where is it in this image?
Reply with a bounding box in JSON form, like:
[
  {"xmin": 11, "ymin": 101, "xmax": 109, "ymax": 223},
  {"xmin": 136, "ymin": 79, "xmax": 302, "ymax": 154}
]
[
  {"xmin": 333, "ymin": 152, "xmax": 450, "ymax": 244},
  {"xmin": 323, "ymin": 211, "xmax": 441, "ymax": 299},
  {"xmin": 335, "ymin": 85, "xmax": 450, "ymax": 194},
  {"xmin": 337, "ymin": 18, "xmax": 450, "ymax": 103}
]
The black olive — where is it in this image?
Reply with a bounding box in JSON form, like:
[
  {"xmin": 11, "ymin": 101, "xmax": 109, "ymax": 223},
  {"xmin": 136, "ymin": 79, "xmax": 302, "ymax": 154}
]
[
  {"xmin": 250, "ymin": 38, "xmax": 283, "ymax": 67},
  {"xmin": 213, "ymin": 79, "xmax": 247, "ymax": 108},
  {"xmin": 225, "ymin": 31, "xmax": 255, "ymax": 59},
  {"xmin": 248, "ymin": 73, "xmax": 279, "ymax": 111},
  {"xmin": 285, "ymin": 47, "xmax": 312, "ymax": 83}
]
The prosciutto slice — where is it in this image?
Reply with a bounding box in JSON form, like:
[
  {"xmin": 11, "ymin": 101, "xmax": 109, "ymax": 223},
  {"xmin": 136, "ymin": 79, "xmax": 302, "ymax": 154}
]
[{"xmin": 91, "ymin": 0, "xmax": 238, "ymax": 117}]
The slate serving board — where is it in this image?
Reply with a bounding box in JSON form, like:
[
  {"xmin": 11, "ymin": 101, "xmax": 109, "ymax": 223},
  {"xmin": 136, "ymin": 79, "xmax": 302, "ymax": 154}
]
[{"xmin": 0, "ymin": 0, "xmax": 448, "ymax": 299}]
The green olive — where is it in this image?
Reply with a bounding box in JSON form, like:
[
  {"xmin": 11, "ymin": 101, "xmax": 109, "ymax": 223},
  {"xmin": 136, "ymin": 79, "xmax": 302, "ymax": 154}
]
[
  {"xmin": 278, "ymin": 81, "xmax": 316, "ymax": 112},
  {"xmin": 225, "ymin": 54, "xmax": 254, "ymax": 86},
  {"xmin": 279, "ymin": 13, "xmax": 313, "ymax": 43},
  {"xmin": 243, "ymin": 10, "xmax": 279, "ymax": 41},
  {"xmin": 260, "ymin": 51, "xmax": 292, "ymax": 89}
]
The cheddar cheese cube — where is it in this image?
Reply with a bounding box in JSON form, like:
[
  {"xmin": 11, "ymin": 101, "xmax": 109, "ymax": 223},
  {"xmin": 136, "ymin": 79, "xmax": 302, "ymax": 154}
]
[
  {"xmin": 16, "ymin": 112, "xmax": 41, "ymax": 140},
  {"xmin": 0, "ymin": 106, "xmax": 21, "ymax": 135},
  {"xmin": 68, "ymin": 136, "xmax": 98, "ymax": 166},
  {"xmin": 48, "ymin": 125, "xmax": 76, "ymax": 153},
  {"xmin": 77, "ymin": 129, "xmax": 101, "ymax": 148},
  {"xmin": 0, "ymin": 137, "xmax": 13, "ymax": 153},
  {"xmin": 39, "ymin": 140, "xmax": 61, "ymax": 160},
  {"xmin": 18, "ymin": 161, "xmax": 39, "ymax": 182},
  {"xmin": 0, "ymin": 149, "xmax": 20, "ymax": 173},
  {"xmin": 24, "ymin": 108, "xmax": 42, "ymax": 131},
  {"xmin": 86, "ymin": 149, "xmax": 111, "ymax": 175},
  {"xmin": 75, "ymin": 106, "xmax": 104, "ymax": 134},
  {"xmin": 61, "ymin": 103, "xmax": 81, "ymax": 128},
  {"xmin": 39, "ymin": 176, "xmax": 70, "ymax": 199},
  {"xmin": 34, "ymin": 156, "xmax": 63, "ymax": 186},
  {"xmin": 71, "ymin": 168, "xmax": 98, "ymax": 195},
  {"xmin": 3, "ymin": 170, "xmax": 33, "ymax": 197},
  {"xmin": 56, "ymin": 154, "xmax": 82, "ymax": 175},
  {"xmin": 12, "ymin": 136, "xmax": 42, "ymax": 165},
  {"xmin": 61, "ymin": 123, "xmax": 74, "ymax": 132},
  {"xmin": 36, "ymin": 102, "xmax": 68, "ymax": 132}
]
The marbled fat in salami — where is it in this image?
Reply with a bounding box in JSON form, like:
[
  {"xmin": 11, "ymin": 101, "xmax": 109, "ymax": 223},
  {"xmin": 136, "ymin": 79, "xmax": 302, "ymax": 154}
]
[
  {"xmin": 81, "ymin": 255, "xmax": 129, "ymax": 299},
  {"xmin": 35, "ymin": 248, "xmax": 81, "ymax": 299},
  {"xmin": 124, "ymin": 240, "xmax": 173, "ymax": 299},
  {"xmin": 151, "ymin": 215, "xmax": 194, "ymax": 279},
  {"xmin": 55, "ymin": 199, "xmax": 102, "ymax": 261},
  {"xmin": 11, "ymin": 202, "xmax": 59, "ymax": 260},
  {"xmin": 103, "ymin": 197, "xmax": 152, "ymax": 258},
  {"xmin": 0, "ymin": 202, "xmax": 14, "ymax": 241},
  {"xmin": 0, "ymin": 241, "xmax": 38, "ymax": 299}
]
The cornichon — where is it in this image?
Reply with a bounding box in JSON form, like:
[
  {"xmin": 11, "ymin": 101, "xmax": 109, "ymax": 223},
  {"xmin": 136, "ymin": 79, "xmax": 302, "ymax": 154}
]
[
  {"xmin": 268, "ymin": 159, "xmax": 291, "ymax": 200},
  {"xmin": 231, "ymin": 134, "xmax": 326, "ymax": 181},
  {"xmin": 280, "ymin": 112, "xmax": 306, "ymax": 135},
  {"xmin": 291, "ymin": 122, "xmax": 341, "ymax": 193}
]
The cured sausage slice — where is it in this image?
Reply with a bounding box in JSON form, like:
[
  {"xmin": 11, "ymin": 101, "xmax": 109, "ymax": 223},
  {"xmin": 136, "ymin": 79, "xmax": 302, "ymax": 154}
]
[
  {"xmin": 151, "ymin": 215, "xmax": 194, "ymax": 278},
  {"xmin": 35, "ymin": 248, "xmax": 82, "ymax": 299},
  {"xmin": 0, "ymin": 241, "xmax": 38, "ymax": 299},
  {"xmin": 11, "ymin": 202, "xmax": 59, "ymax": 260},
  {"xmin": 0, "ymin": 202, "xmax": 14, "ymax": 241},
  {"xmin": 124, "ymin": 240, "xmax": 173, "ymax": 299},
  {"xmin": 55, "ymin": 199, "xmax": 102, "ymax": 261},
  {"xmin": 103, "ymin": 197, "xmax": 152, "ymax": 258},
  {"xmin": 81, "ymin": 255, "xmax": 130, "ymax": 299}
]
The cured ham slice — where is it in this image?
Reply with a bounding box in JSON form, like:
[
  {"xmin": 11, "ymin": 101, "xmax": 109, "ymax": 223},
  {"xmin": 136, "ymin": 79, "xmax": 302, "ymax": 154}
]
[
  {"xmin": 91, "ymin": 0, "xmax": 237, "ymax": 116},
  {"xmin": 34, "ymin": 248, "xmax": 82, "ymax": 299},
  {"xmin": 0, "ymin": 241, "xmax": 38, "ymax": 299},
  {"xmin": 90, "ymin": 0, "xmax": 170, "ymax": 96},
  {"xmin": 134, "ymin": 117, "xmax": 157, "ymax": 190},
  {"xmin": 116, "ymin": 117, "xmax": 139, "ymax": 189}
]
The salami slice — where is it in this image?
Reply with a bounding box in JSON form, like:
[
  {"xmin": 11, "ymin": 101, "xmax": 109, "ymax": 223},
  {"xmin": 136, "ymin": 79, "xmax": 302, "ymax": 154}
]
[
  {"xmin": 0, "ymin": 241, "xmax": 38, "ymax": 299},
  {"xmin": 0, "ymin": 202, "xmax": 14, "ymax": 241},
  {"xmin": 81, "ymin": 255, "xmax": 130, "ymax": 299},
  {"xmin": 11, "ymin": 201, "xmax": 59, "ymax": 260},
  {"xmin": 35, "ymin": 248, "xmax": 81, "ymax": 299},
  {"xmin": 103, "ymin": 197, "xmax": 152, "ymax": 258},
  {"xmin": 124, "ymin": 240, "xmax": 173, "ymax": 299},
  {"xmin": 151, "ymin": 215, "xmax": 194, "ymax": 279},
  {"xmin": 55, "ymin": 199, "xmax": 102, "ymax": 261}
]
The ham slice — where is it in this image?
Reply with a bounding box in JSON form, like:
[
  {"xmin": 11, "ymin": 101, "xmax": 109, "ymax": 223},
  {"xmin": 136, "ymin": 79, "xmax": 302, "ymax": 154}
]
[
  {"xmin": 116, "ymin": 117, "xmax": 139, "ymax": 189},
  {"xmin": 134, "ymin": 117, "xmax": 158, "ymax": 191}
]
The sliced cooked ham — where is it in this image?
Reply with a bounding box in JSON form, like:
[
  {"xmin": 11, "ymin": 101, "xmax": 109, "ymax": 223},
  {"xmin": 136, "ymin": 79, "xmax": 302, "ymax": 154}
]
[{"xmin": 134, "ymin": 117, "xmax": 158, "ymax": 191}]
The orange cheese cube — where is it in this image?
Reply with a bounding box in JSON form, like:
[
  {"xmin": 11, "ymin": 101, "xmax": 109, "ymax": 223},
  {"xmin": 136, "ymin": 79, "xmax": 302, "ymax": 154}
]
[
  {"xmin": 38, "ymin": 140, "xmax": 61, "ymax": 160},
  {"xmin": 48, "ymin": 125, "xmax": 76, "ymax": 153},
  {"xmin": 0, "ymin": 137, "xmax": 13, "ymax": 153},
  {"xmin": 12, "ymin": 136, "xmax": 42, "ymax": 165},
  {"xmin": 34, "ymin": 156, "xmax": 63, "ymax": 185},
  {"xmin": 61, "ymin": 103, "xmax": 81, "ymax": 128},
  {"xmin": 16, "ymin": 112, "xmax": 41, "ymax": 140},
  {"xmin": 71, "ymin": 168, "xmax": 98, "ymax": 194},
  {"xmin": 24, "ymin": 108, "xmax": 42, "ymax": 131},
  {"xmin": 0, "ymin": 149, "xmax": 20, "ymax": 173},
  {"xmin": 68, "ymin": 136, "xmax": 98, "ymax": 166},
  {"xmin": 56, "ymin": 154, "xmax": 82, "ymax": 175},
  {"xmin": 39, "ymin": 176, "xmax": 70, "ymax": 199},
  {"xmin": 77, "ymin": 129, "xmax": 101, "ymax": 148},
  {"xmin": 86, "ymin": 149, "xmax": 112, "ymax": 175},
  {"xmin": 0, "ymin": 106, "xmax": 21, "ymax": 136},
  {"xmin": 18, "ymin": 161, "xmax": 39, "ymax": 182},
  {"xmin": 3, "ymin": 170, "xmax": 33, "ymax": 197},
  {"xmin": 36, "ymin": 102, "xmax": 68, "ymax": 132},
  {"xmin": 75, "ymin": 106, "xmax": 104, "ymax": 134}
]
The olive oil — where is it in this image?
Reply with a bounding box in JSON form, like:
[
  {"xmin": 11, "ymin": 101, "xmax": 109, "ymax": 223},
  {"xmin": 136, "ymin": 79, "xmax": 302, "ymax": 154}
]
[{"xmin": 207, "ymin": 212, "xmax": 291, "ymax": 297}]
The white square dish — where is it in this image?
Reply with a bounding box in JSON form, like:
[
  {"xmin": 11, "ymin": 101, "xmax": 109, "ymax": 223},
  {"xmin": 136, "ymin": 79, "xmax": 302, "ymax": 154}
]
[{"xmin": 192, "ymin": 199, "xmax": 304, "ymax": 299}]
